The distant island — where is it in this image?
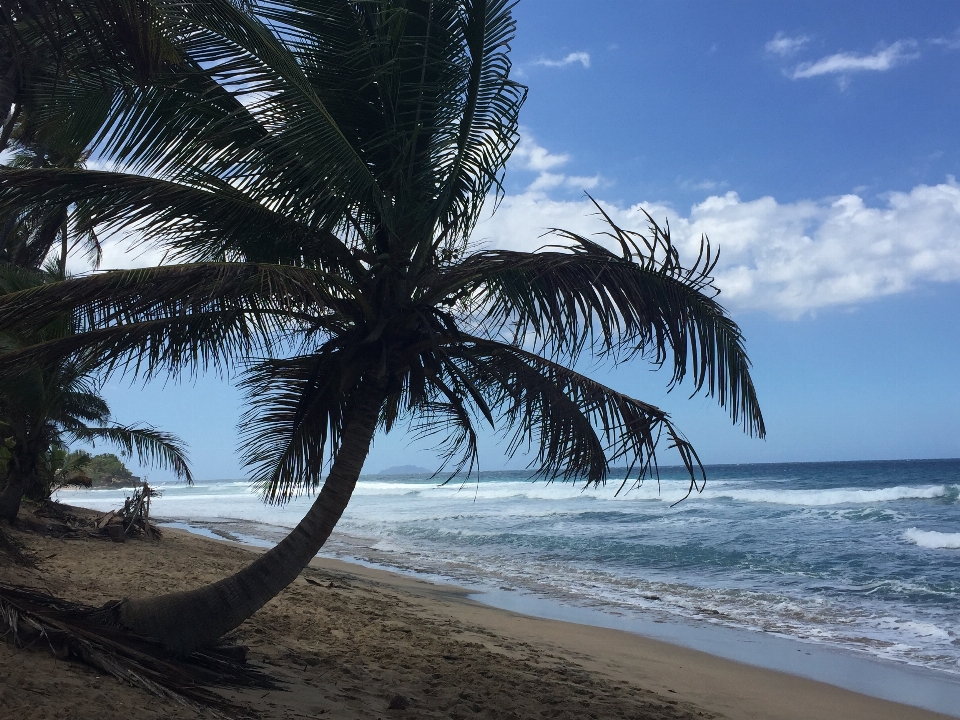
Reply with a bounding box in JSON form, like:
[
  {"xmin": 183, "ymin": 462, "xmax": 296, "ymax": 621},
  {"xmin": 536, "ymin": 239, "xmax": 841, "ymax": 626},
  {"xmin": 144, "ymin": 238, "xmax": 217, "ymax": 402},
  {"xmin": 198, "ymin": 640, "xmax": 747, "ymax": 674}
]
[
  {"xmin": 87, "ymin": 453, "xmax": 142, "ymax": 488},
  {"xmin": 378, "ymin": 465, "xmax": 431, "ymax": 475}
]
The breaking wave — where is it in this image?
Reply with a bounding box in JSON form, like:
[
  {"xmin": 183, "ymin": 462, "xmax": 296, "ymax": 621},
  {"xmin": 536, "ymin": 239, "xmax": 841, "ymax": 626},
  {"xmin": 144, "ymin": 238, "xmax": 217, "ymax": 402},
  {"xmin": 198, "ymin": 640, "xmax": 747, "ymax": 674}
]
[
  {"xmin": 904, "ymin": 528, "xmax": 960, "ymax": 549},
  {"xmin": 704, "ymin": 484, "xmax": 953, "ymax": 506}
]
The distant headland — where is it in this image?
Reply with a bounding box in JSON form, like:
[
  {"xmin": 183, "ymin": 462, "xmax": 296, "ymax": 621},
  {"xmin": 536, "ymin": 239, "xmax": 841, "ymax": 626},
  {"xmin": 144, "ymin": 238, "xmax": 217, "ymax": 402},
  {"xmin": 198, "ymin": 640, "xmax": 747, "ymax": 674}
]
[{"xmin": 377, "ymin": 465, "xmax": 431, "ymax": 475}]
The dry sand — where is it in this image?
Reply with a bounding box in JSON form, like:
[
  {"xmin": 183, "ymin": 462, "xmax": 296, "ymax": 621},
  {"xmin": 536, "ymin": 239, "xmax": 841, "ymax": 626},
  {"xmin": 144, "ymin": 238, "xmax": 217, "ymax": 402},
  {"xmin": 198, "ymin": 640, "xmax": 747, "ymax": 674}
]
[{"xmin": 0, "ymin": 503, "xmax": 952, "ymax": 720}]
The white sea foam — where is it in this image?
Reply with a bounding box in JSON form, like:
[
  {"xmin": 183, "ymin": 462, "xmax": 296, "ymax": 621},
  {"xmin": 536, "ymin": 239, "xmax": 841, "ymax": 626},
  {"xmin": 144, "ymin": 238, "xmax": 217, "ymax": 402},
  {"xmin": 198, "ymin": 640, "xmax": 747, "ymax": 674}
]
[
  {"xmin": 703, "ymin": 484, "xmax": 952, "ymax": 506},
  {"xmin": 354, "ymin": 478, "xmax": 681, "ymax": 502},
  {"xmin": 352, "ymin": 478, "xmax": 956, "ymax": 507},
  {"xmin": 903, "ymin": 528, "xmax": 960, "ymax": 549}
]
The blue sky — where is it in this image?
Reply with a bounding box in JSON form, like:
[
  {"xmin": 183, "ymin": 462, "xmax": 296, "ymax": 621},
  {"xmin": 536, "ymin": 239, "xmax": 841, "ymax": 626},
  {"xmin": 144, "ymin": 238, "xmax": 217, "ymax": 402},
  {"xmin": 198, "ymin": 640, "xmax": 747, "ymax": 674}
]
[{"xmin": 89, "ymin": 1, "xmax": 960, "ymax": 480}]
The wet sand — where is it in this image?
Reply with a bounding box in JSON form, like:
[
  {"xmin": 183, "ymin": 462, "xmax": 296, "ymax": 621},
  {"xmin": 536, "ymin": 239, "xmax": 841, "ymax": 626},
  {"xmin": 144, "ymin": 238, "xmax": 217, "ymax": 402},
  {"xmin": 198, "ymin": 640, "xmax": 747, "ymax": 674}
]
[{"xmin": 0, "ymin": 505, "xmax": 952, "ymax": 720}]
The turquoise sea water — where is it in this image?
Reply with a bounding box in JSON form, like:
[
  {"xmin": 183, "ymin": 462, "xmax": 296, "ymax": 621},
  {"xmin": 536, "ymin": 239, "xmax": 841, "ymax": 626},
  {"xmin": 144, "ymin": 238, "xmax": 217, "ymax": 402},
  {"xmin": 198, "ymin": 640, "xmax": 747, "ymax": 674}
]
[{"xmin": 60, "ymin": 459, "xmax": 960, "ymax": 680}]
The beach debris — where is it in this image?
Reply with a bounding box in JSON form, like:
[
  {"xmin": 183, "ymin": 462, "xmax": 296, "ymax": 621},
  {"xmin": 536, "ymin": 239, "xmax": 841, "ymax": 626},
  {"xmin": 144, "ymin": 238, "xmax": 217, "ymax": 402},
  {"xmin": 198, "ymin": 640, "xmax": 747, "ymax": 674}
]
[
  {"xmin": 388, "ymin": 693, "xmax": 410, "ymax": 710},
  {"xmin": 95, "ymin": 510, "xmax": 126, "ymax": 542},
  {"xmin": 13, "ymin": 502, "xmax": 92, "ymax": 539},
  {"xmin": 0, "ymin": 581, "xmax": 277, "ymax": 717},
  {"xmin": 94, "ymin": 482, "xmax": 162, "ymax": 542}
]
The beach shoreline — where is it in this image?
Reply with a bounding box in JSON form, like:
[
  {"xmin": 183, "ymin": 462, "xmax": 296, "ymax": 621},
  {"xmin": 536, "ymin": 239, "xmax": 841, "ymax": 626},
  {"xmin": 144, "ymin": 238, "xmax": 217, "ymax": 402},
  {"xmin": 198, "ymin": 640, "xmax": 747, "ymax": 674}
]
[
  {"xmin": 304, "ymin": 554, "xmax": 960, "ymax": 720},
  {"xmin": 55, "ymin": 461, "xmax": 960, "ymax": 685},
  {"xmin": 467, "ymin": 584, "xmax": 960, "ymax": 717},
  {"xmin": 2, "ymin": 503, "xmax": 955, "ymax": 720},
  {"xmin": 158, "ymin": 515, "xmax": 960, "ymax": 717}
]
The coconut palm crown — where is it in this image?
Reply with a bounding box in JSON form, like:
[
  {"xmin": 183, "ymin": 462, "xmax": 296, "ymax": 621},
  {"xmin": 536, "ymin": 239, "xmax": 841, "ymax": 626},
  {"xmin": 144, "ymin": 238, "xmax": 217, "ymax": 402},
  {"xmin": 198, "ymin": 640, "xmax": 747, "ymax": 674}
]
[{"xmin": 0, "ymin": 0, "xmax": 763, "ymax": 653}]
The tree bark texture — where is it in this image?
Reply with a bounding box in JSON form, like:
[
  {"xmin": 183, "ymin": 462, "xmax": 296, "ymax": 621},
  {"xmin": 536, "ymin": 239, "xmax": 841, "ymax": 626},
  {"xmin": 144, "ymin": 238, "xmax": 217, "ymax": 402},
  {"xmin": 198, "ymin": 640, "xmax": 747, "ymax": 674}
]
[
  {"xmin": 0, "ymin": 476, "xmax": 24, "ymax": 523},
  {"xmin": 117, "ymin": 382, "xmax": 385, "ymax": 655},
  {"xmin": 0, "ymin": 447, "xmax": 38, "ymax": 523}
]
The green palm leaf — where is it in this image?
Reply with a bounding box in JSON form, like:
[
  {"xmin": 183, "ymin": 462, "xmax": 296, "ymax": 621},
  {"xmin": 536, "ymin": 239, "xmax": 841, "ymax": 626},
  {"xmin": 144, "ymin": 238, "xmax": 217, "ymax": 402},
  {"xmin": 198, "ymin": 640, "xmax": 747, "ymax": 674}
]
[
  {"xmin": 0, "ymin": 262, "xmax": 354, "ymax": 376},
  {"xmin": 443, "ymin": 337, "xmax": 704, "ymax": 496},
  {"xmin": 0, "ymin": 168, "xmax": 360, "ymax": 268},
  {"xmin": 69, "ymin": 423, "xmax": 192, "ymax": 482},
  {"xmin": 435, "ymin": 204, "xmax": 764, "ymax": 437}
]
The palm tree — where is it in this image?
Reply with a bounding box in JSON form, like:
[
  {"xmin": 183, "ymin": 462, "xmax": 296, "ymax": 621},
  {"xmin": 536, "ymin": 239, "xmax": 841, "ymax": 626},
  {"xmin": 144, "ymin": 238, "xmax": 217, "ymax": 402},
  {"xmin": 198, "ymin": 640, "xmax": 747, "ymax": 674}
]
[
  {"xmin": 45, "ymin": 447, "xmax": 95, "ymax": 492},
  {"xmin": 0, "ymin": 121, "xmax": 102, "ymax": 273},
  {"xmin": 0, "ymin": 263, "xmax": 192, "ymax": 521},
  {"xmin": 0, "ymin": 0, "xmax": 764, "ymax": 654},
  {"xmin": 0, "ymin": 353, "xmax": 193, "ymax": 520}
]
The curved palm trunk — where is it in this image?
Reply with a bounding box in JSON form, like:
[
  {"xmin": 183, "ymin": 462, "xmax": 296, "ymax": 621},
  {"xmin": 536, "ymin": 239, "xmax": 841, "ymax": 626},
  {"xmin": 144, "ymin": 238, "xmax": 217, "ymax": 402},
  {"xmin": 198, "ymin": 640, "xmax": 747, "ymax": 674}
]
[{"xmin": 117, "ymin": 384, "xmax": 384, "ymax": 655}]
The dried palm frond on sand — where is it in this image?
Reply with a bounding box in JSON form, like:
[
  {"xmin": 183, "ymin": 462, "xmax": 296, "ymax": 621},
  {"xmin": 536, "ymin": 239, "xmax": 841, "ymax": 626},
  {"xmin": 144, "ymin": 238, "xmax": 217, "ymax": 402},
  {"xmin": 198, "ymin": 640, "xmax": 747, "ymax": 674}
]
[{"xmin": 0, "ymin": 581, "xmax": 276, "ymax": 718}]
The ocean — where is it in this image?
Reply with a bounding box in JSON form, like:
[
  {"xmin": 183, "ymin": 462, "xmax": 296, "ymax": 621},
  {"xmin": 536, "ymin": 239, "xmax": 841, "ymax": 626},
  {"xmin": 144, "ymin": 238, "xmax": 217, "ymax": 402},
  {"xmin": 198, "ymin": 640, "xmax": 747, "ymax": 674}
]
[{"xmin": 58, "ymin": 459, "xmax": 960, "ymax": 693}]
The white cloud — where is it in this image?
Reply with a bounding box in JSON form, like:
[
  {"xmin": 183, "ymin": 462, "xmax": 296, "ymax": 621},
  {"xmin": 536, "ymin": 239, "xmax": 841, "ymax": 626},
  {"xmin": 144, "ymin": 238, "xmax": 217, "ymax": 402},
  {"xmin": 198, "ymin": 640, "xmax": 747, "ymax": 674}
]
[
  {"xmin": 510, "ymin": 133, "xmax": 601, "ymax": 194},
  {"xmin": 526, "ymin": 172, "xmax": 600, "ymax": 193},
  {"xmin": 535, "ymin": 51, "xmax": 591, "ymax": 69},
  {"xmin": 566, "ymin": 174, "xmax": 601, "ymax": 190},
  {"xmin": 791, "ymin": 40, "xmax": 919, "ymax": 79},
  {"xmin": 765, "ymin": 33, "xmax": 810, "ymax": 57},
  {"xmin": 930, "ymin": 29, "xmax": 960, "ymax": 51},
  {"xmin": 473, "ymin": 179, "xmax": 960, "ymax": 318},
  {"xmin": 512, "ymin": 135, "xmax": 569, "ymax": 172},
  {"xmin": 527, "ymin": 172, "xmax": 566, "ymax": 192},
  {"xmin": 677, "ymin": 177, "xmax": 727, "ymax": 193},
  {"xmin": 62, "ymin": 232, "xmax": 167, "ymax": 275}
]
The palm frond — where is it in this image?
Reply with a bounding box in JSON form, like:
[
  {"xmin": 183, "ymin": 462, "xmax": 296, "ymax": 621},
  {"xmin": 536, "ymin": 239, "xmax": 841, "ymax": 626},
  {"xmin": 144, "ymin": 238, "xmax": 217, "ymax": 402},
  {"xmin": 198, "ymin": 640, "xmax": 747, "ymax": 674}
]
[
  {"xmin": 238, "ymin": 349, "xmax": 357, "ymax": 504},
  {"xmin": 87, "ymin": 0, "xmax": 387, "ymax": 229},
  {"xmin": 437, "ymin": 337, "xmax": 705, "ymax": 498},
  {"xmin": 0, "ymin": 263, "xmax": 353, "ymax": 377},
  {"xmin": 58, "ymin": 388, "xmax": 111, "ymax": 424},
  {"xmin": 419, "ymin": 0, "xmax": 526, "ymax": 264},
  {"xmin": 0, "ymin": 168, "xmax": 359, "ymax": 270},
  {"xmin": 0, "ymin": 581, "xmax": 275, "ymax": 715},
  {"xmin": 408, "ymin": 384, "xmax": 481, "ymax": 483},
  {"xmin": 69, "ymin": 423, "xmax": 192, "ymax": 483},
  {"xmin": 1, "ymin": 0, "xmax": 181, "ymax": 133},
  {"xmin": 438, "ymin": 204, "xmax": 764, "ymax": 437}
]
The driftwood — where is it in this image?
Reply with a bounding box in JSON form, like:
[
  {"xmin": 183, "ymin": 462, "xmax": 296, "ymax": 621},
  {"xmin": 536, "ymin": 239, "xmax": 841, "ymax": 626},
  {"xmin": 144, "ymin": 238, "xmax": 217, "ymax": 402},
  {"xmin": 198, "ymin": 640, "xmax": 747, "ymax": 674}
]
[
  {"xmin": 96, "ymin": 483, "xmax": 162, "ymax": 542},
  {"xmin": 0, "ymin": 581, "xmax": 277, "ymax": 717}
]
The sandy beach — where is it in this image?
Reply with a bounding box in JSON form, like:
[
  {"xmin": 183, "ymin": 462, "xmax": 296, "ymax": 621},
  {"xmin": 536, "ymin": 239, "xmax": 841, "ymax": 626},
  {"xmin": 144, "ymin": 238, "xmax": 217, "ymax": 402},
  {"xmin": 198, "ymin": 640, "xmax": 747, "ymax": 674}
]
[{"xmin": 0, "ymin": 504, "xmax": 953, "ymax": 720}]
